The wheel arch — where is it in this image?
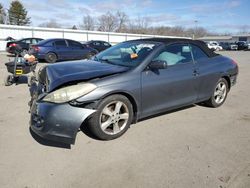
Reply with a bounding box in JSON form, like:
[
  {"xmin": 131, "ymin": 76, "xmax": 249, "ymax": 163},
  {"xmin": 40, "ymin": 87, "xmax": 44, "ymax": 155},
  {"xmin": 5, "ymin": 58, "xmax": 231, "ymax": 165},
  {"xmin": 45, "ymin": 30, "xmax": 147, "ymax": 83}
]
[
  {"xmin": 222, "ymin": 75, "xmax": 231, "ymax": 91},
  {"xmin": 100, "ymin": 91, "xmax": 139, "ymax": 123},
  {"xmin": 45, "ymin": 51, "xmax": 58, "ymax": 63},
  {"xmin": 46, "ymin": 51, "xmax": 58, "ymax": 58}
]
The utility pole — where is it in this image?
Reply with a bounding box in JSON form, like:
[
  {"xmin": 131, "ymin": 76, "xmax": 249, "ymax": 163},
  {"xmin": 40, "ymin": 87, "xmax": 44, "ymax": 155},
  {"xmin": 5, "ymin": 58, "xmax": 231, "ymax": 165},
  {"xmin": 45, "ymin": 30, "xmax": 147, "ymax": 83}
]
[{"xmin": 193, "ymin": 20, "xmax": 198, "ymax": 39}]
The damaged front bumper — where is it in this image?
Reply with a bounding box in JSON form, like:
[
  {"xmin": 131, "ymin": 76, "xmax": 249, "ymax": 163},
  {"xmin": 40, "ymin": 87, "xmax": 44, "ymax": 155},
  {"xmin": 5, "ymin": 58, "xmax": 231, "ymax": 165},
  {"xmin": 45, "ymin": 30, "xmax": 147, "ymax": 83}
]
[{"xmin": 30, "ymin": 101, "xmax": 95, "ymax": 144}]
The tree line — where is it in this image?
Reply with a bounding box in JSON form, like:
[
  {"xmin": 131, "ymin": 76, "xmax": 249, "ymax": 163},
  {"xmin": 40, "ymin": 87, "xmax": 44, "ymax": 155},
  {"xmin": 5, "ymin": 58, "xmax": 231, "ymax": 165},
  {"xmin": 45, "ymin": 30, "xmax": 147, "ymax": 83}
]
[{"xmin": 0, "ymin": 0, "xmax": 223, "ymax": 38}]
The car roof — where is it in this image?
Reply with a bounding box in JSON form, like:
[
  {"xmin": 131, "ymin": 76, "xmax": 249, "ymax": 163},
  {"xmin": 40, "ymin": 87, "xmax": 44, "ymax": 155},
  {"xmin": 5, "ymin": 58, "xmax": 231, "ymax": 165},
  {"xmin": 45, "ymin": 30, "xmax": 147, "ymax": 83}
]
[
  {"xmin": 88, "ymin": 40, "xmax": 110, "ymax": 43},
  {"xmin": 129, "ymin": 37, "xmax": 218, "ymax": 57},
  {"xmin": 16, "ymin": 37, "xmax": 43, "ymax": 41}
]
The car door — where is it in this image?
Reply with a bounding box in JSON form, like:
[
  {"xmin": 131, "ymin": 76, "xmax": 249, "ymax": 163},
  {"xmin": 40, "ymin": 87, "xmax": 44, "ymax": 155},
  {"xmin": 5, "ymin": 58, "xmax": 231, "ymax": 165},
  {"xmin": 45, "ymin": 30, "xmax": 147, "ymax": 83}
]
[
  {"xmin": 190, "ymin": 44, "xmax": 221, "ymax": 101},
  {"xmin": 54, "ymin": 40, "xmax": 69, "ymax": 60},
  {"xmin": 69, "ymin": 40, "xmax": 90, "ymax": 59},
  {"xmin": 93, "ymin": 41, "xmax": 102, "ymax": 51},
  {"xmin": 20, "ymin": 39, "xmax": 31, "ymax": 50},
  {"xmin": 141, "ymin": 43, "xmax": 198, "ymax": 117}
]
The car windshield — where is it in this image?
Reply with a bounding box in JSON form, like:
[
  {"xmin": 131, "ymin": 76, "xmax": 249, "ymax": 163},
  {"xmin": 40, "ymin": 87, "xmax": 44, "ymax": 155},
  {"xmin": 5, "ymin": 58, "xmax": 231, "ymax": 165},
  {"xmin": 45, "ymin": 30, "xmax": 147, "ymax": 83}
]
[{"xmin": 94, "ymin": 41, "xmax": 159, "ymax": 67}]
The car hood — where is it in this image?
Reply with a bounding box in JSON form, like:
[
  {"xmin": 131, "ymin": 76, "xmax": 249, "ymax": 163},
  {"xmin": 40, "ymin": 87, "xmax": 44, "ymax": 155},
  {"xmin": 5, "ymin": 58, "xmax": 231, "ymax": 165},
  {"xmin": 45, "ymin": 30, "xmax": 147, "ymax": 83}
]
[{"xmin": 44, "ymin": 60, "xmax": 130, "ymax": 92}]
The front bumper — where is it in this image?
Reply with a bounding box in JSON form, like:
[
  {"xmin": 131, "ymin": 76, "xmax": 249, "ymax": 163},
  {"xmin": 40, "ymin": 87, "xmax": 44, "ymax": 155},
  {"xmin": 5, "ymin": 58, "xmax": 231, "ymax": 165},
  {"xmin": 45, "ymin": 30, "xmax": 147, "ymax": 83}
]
[{"xmin": 30, "ymin": 101, "xmax": 95, "ymax": 144}]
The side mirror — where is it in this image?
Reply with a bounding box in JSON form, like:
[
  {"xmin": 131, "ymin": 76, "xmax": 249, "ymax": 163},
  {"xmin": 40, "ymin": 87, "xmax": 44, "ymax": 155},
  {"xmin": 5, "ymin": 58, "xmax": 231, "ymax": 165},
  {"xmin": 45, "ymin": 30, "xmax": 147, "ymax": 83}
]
[{"xmin": 148, "ymin": 60, "xmax": 168, "ymax": 69}]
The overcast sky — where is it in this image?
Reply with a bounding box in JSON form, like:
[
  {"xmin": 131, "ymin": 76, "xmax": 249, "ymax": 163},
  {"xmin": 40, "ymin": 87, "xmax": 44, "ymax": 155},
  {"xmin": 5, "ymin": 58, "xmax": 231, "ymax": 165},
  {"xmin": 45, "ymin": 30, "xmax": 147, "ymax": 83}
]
[{"xmin": 1, "ymin": 0, "xmax": 250, "ymax": 33}]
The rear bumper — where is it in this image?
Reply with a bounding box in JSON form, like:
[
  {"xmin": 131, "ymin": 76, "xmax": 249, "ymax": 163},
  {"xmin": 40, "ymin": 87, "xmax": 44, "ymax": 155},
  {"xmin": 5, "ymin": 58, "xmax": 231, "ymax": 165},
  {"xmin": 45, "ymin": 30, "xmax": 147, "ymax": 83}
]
[
  {"xmin": 6, "ymin": 47, "xmax": 15, "ymax": 54},
  {"xmin": 30, "ymin": 101, "xmax": 95, "ymax": 144}
]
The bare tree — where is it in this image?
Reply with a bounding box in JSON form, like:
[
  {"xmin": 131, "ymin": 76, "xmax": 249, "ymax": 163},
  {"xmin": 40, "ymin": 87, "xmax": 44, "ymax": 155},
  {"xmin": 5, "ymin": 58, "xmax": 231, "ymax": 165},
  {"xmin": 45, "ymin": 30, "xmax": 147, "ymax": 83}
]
[
  {"xmin": 38, "ymin": 19, "xmax": 61, "ymax": 28},
  {"xmin": 169, "ymin": 26, "xmax": 185, "ymax": 36},
  {"xmin": 128, "ymin": 16, "xmax": 150, "ymax": 34},
  {"xmin": 238, "ymin": 25, "xmax": 249, "ymax": 34},
  {"xmin": 116, "ymin": 11, "xmax": 128, "ymax": 32},
  {"xmin": 98, "ymin": 11, "xmax": 117, "ymax": 32},
  {"xmin": 186, "ymin": 27, "xmax": 208, "ymax": 38},
  {"xmin": 82, "ymin": 14, "xmax": 95, "ymax": 31}
]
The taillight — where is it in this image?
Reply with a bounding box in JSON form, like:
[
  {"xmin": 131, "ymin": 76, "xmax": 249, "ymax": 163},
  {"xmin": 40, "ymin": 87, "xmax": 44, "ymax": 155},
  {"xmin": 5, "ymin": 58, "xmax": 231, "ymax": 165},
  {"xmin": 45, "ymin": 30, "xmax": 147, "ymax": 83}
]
[
  {"xmin": 9, "ymin": 43, "xmax": 17, "ymax": 47},
  {"xmin": 32, "ymin": 46, "xmax": 39, "ymax": 52},
  {"xmin": 232, "ymin": 60, "xmax": 238, "ymax": 65}
]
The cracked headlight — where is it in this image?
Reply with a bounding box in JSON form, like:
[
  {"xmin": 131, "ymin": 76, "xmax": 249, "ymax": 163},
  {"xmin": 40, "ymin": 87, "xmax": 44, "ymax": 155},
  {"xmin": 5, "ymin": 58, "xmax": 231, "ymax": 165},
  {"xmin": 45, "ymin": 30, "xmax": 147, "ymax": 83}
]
[{"xmin": 42, "ymin": 83, "xmax": 97, "ymax": 104}]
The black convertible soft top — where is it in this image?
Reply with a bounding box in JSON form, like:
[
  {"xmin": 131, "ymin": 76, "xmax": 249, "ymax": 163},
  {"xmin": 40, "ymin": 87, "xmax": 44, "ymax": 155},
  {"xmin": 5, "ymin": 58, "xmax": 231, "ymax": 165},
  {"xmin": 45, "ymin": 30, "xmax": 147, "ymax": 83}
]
[{"xmin": 133, "ymin": 37, "xmax": 219, "ymax": 58}]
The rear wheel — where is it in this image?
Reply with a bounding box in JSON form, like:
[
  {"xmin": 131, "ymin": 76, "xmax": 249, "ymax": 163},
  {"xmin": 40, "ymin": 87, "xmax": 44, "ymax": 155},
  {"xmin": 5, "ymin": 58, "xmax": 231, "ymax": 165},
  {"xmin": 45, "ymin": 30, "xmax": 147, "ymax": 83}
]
[
  {"xmin": 87, "ymin": 95, "xmax": 133, "ymax": 140},
  {"xmin": 45, "ymin": 52, "xmax": 57, "ymax": 63},
  {"xmin": 205, "ymin": 78, "xmax": 228, "ymax": 107},
  {"xmin": 85, "ymin": 52, "xmax": 95, "ymax": 60}
]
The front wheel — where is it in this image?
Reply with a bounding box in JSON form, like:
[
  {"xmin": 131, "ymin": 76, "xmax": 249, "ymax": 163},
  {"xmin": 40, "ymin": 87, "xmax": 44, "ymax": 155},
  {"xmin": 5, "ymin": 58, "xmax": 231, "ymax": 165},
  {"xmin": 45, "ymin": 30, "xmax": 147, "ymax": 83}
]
[
  {"xmin": 87, "ymin": 95, "xmax": 133, "ymax": 140},
  {"xmin": 205, "ymin": 78, "xmax": 229, "ymax": 107}
]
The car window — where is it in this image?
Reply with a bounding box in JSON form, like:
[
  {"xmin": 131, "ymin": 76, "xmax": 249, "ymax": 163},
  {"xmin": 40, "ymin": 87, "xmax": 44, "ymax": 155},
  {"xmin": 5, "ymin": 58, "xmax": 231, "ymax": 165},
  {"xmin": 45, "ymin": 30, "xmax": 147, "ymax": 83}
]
[
  {"xmin": 37, "ymin": 39, "xmax": 43, "ymax": 43},
  {"xmin": 153, "ymin": 43, "xmax": 192, "ymax": 66},
  {"xmin": 68, "ymin": 40, "xmax": 82, "ymax": 49},
  {"xmin": 104, "ymin": 42, "xmax": 110, "ymax": 46},
  {"xmin": 54, "ymin": 40, "xmax": 67, "ymax": 47},
  {"xmin": 190, "ymin": 44, "xmax": 208, "ymax": 61},
  {"xmin": 31, "ymin": 38, "xmax": 38, "ymax": 44},
  {"xmin": 21, "ymin": 39, "xmax": 31, "ymax": 44},
  {"xmin": 94, "ymin": 42, "xmax": 101, "ymax": 46},
  {"xmin": 96, "ymin": 41, "xmax": 158, "ymax": 67}
]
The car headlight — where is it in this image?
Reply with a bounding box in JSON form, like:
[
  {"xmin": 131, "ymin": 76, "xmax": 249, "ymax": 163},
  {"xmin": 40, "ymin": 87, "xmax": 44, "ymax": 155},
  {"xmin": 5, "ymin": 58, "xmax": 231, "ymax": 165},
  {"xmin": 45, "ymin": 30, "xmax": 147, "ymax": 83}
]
[{"xmin": 42, "ymin": 83, "xmax": 97, "ymax": 103}]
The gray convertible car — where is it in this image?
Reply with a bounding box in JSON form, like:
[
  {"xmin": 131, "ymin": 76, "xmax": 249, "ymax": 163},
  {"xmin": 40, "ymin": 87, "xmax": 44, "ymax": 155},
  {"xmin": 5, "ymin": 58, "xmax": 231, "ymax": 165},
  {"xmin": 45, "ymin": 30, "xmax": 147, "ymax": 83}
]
[{"xmin": 30, "ymin": 38, "xmax": 238, "ymax": 144}]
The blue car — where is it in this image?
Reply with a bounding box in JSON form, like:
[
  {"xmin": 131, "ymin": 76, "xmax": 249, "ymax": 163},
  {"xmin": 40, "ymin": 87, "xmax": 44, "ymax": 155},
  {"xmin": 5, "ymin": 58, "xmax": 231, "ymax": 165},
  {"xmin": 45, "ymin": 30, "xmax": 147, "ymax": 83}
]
[{"xmin": 30, "ymin": 38, "xmax": 98, "ymax": 63}]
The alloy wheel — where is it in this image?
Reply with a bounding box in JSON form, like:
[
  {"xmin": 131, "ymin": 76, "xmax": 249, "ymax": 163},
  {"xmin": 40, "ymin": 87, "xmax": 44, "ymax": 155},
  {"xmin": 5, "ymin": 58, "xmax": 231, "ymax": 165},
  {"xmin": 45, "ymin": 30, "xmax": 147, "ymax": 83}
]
[
  {"xmin": 99, "ymin": 101, "xmax": 129, "ymax": 135},
  {"xmin": 214, "ymin": 81, "xmax": 227, "ymax": 104}
]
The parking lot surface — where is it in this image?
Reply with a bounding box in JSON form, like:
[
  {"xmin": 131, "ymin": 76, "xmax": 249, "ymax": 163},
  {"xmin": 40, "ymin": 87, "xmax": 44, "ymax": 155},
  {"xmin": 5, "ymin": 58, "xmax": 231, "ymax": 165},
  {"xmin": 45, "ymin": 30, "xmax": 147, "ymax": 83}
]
[{"xmin": 0, "ymin": 51, "xmax": 250, "ymax": 188}]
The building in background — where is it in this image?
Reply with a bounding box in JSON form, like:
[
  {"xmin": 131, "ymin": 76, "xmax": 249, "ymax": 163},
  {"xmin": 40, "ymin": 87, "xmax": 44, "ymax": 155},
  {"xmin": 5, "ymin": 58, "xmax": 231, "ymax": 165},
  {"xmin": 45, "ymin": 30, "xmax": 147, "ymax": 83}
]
[{"xmin": 198, "ymin": 34, "xmax": 250, "ymax": 43}]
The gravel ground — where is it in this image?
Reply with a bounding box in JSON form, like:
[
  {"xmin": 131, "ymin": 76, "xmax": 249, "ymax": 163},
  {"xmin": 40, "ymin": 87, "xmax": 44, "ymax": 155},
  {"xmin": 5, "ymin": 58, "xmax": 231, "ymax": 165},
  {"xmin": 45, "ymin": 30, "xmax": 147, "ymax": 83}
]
[{"xmin": 0, "ymin": 51, "xmax": 250, "ymax": 188}]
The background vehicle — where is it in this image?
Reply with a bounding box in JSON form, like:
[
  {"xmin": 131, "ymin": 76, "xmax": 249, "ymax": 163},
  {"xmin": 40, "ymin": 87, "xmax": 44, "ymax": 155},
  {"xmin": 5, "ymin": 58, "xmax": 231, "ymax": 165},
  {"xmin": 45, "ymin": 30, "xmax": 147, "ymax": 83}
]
[
  {"xmin": 30, "ymin": 38, "xmax": 238, "ymax": 144},
  {"xmin": 83, "ymin": 40, "xmax": 112, "ymax": 52},
  {"xmin": 6, "ymin": 38, "xmax": 43, "ymax": 56},
  {"xmin": 206, "ymin": 41, "xmax": 223, "ymax": 51},
  {"xmin": 30, "ymin": 38, "xmax": 98, "ymax": 63},
  {"xmin": 219, "ymin": 42, "xmax": 238, "ymax": 50},
  {"xmin": 247, "ymin": 42, "xmax": 250, "ymax": 50},
  {"xmin": 236, "ymin": 41, "xmax": 248, "ymax": 50}
]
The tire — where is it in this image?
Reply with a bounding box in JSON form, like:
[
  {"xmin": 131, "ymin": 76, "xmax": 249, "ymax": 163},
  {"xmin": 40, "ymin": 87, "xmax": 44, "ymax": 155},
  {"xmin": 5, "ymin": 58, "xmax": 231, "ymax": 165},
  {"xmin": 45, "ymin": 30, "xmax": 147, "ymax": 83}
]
[
  {"xmin": 45, "ymin": 52, "xmax": 57, "ymax": 63},
  {"xmin": 205, "ymin": 78, "xmax": 229, "ymax": 108},
  {"xmin": 4, "ymin": 75, "xmax": 13, "ymax": 86},
  {"xmin": 85, "ymin": 52, "xmax": 95, "ymax": 60},
  {"xmin": 87, "ymin": 95, "xmax": 133, "ymax": 140}
]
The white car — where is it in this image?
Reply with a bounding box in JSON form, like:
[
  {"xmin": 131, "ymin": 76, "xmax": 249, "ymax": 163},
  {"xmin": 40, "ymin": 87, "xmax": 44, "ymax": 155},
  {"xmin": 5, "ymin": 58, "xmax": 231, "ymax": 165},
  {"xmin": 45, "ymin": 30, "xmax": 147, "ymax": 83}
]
[
  {"xmin": 206, "ymin": 41, "xmax": 223, "ymax": 51},
  {"xmin": 247, "ymin": 43, "xmax": 250, "ymax": 50}
]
